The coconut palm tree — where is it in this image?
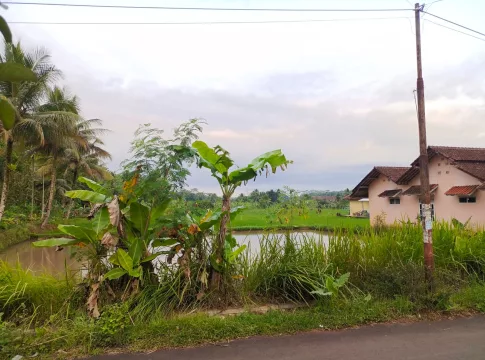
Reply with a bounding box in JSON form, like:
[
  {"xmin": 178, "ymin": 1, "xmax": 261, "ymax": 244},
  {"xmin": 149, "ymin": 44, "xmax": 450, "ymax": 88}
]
[
  {"xmin": 0, "ymin": 43, "xmax": 76, "ymax": 222},
  {"xmin": 62, "ymin": 120, "xmax": 112, "ymax": 218},
  {"xmin": 30, "ymin": 87, "xmax": 81, "ymax": 228}
]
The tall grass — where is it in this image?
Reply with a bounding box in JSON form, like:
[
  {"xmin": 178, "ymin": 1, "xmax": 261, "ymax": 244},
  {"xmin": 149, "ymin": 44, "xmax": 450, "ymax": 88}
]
[
  {"xmin": 241, "ymin": 233, "xmax": 330, "ymax": 302},
  {"xmin": 242, "ymin": 222, "xmax": 485, "ymax": 303},
  {"xmin": 2, "ymin": 222, "xmax": 485, "ymax": 323},
  {"xmin": 0, "ymin": 261, "xmax": 78, "ymax": 323}
]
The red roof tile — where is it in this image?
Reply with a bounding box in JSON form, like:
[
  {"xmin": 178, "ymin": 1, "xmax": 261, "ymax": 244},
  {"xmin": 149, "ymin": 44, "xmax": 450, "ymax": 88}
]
[
  {"xmin": 430, "ymin": 146, "xmax": 485, "ymax": 162},
  {"xmin": 375, "ymin": 167, "xmax": 410, "ymax": 183},
  {"xmin": 378, "ymin": 189, "xmax": 402, "ymax": 198},
  {"xmin": 454, "ymin": 163, "xmax": 485, "ymax": 182},
  {"xmin": 411, "ymin": 146, "xmax": 485, "ymax": 166},
  {"xmin": 444, "ymin": 185, "xmax": 479, "ymax": 196},
  {"xmin": 396, "ymin": 167, "xmax": 420, "ymax": 185},
  {"xmin": 401, "ymin": 184, "xmax": 438, "ymax": 196},
  {"xmin": 349, "ymin": 167, "xmax": 411, "ymax": 199}
]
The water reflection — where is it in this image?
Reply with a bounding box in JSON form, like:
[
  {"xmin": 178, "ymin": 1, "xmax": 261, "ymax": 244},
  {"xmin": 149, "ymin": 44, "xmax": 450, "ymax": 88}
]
[
  {"xmin": 234, "ymin": 231, "xmax": 329, "ymax": 251},
  {"xmin": 1, "ymin": 231, "xmax": 329, "ymax": 275},
  {"xmin": 1, "ymin": 239, "xmax": 85, "ymax": 275}
]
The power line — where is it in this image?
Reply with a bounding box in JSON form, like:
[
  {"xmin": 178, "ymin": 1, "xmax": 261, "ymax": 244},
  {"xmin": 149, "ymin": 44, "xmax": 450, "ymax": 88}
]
[
  {"xmin": 3, "ymin": 1, "xmax": 414, "ymax": 12},
  {"xmin": 9, "ymin": 16, "xmax": 414, "ymax": 26},
  {"xmin": 424, "ymin": 19, "xmax": 485, "ymax": 42},
  {"xmin": 422, "ymin": 10, "xmax": 485, "ymax": 38}
]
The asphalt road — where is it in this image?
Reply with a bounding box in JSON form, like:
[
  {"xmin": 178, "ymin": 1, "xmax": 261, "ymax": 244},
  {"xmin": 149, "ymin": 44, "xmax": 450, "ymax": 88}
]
[{"xmin": 93, "ymin": 315, "xmax": 485, "ymax": 360}]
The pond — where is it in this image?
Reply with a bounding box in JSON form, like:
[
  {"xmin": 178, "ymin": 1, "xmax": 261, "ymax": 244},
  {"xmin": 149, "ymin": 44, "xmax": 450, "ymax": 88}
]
[{"xmin": 1, "ymin": 231, "xmax": 329, "ymax": 275}]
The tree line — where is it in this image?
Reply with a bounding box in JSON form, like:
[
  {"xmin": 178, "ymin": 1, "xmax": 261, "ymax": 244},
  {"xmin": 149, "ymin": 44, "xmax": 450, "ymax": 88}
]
[{"xmin": 0, "ymin": 36, "xmax": 111, "ymax": 227}]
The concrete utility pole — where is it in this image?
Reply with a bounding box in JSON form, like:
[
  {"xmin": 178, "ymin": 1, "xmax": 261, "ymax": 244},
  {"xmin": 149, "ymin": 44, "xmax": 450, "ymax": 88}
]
[{"xmin": 414, "ymin": 3, "xmax": 434, "ymax": 286}]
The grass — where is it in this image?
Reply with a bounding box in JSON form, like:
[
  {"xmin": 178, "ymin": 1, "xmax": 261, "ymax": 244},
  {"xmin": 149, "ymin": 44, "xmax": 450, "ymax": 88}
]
[
  {"xmin": 2, "ymin": 222, "xmax": 485, "ymax": 358},
  {"xmin": 0, "ymin": 225, "xmax": 32, "ymax": 252},
  {"xmin": 231, "ymin": 207, "xmax": 369, "ymax": 231},
  {"xmin": 0, "ymin": 262, "xmax": 77, "ymax": 323},
  {"xmin": 2, "ymin": 284, "xmax": 485, "ymax": 359}
]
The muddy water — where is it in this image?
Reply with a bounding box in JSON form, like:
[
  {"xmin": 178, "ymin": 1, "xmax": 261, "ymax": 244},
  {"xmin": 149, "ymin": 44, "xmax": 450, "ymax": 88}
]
[
  {"xmin": 1, "ymin": 238, "xmax": 86, "ymax": 274},
  {"xmin": 1, "ymin": 231, "xmax": 329, "ymax": 275}
]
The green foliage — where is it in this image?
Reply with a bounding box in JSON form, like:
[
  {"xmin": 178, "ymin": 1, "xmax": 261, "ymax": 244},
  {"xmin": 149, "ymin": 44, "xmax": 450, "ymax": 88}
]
[
  {"xmin": 64, "ymin": 189, "xmax": 107, "ymax": 203},
  {"xmin": 0, "ymin": 62, "xmax": 36, "ymax": 83},
  {"xmin": 92, "ymin": 303, "xmax": 130, "ymax": 346},
  {"xmin": 0, "ymin": 94, "xmax": 16, "ymax": 130},
  {"xmin": 0, "ymin": 16, "xmax": 12, "ymax": 43},
  {"xmin": 0, "ymin": 225, "xmax": 31, "ymax": 252},
  {"xmin": 311, "ymin": 272, "xmax": 350, "ymax": 298},
  {"xmin": 231, "ymin": 207, "xmax": 368, "ymax": 231},
  {"xmin": 189, "ymin": 141, "xmax": 291, "ymax": 189},
  {"xmin": 0, "ymin": 261, "xmax": 77, "ymax": 322}
]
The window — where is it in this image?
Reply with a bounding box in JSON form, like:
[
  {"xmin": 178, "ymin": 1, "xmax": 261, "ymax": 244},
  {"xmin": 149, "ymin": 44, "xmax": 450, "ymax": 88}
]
[
  {"xmin": 459, "ymin": 197, "xmax": 476, "ymax": 203},
  {"xmin": 419, "ymin": 203, "xmax": 435, "ymax": 220},
  {"xmin": 389, "ymin": 198, "xmax": 400, "ymax": 205}
]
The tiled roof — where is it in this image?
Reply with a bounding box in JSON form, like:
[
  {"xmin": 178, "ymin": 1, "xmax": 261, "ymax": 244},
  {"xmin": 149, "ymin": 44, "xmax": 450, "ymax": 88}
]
[
  {"xmin": 444, "ymin": 185, "xmax": 479, "ymax": 196},
  {"xmin": 378, "ymin": 189, "xmax": 402, "ymax": 198},
  {"xmin": 430, "ymin": 146, "xmax": 485, "ymax": 162},
  {"xmin": 407, "ymin": 146, "xmax": 485, "ymax": 182},
  {"xmin": 344, "ymin": 195, "xmax": 360, "ymax": 201},
  {"xmin": 375, "ymin": 167, "xmax": 410, "ymax": 183},
  {"xmin": 454, "ymin": 163, "xmax": 485, "ymax": 182},
  {"xmin": 401, "ymin": 184, "xmax": 438, "ymax": 196},
  {"xmin": 349, "ymin": 166, "xmax": 411, "ymax": 199},
  {"xmin": 396, "ymin": 167, "xmax": 420, "ymax": 185},
  {"xmin": 411, "ymin": 146, "xmax": 485, "ymax": 166}
]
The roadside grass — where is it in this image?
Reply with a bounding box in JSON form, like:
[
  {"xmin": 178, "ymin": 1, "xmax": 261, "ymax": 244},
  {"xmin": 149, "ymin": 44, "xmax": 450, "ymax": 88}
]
[
  {"xmin": 2, "ymin": 284, "xmax": 484, "ymax": 359},
  {"xmin": 231, "ymin": 208, "xmax": 369, "ymax": 231},
  {"xmin": 2, "ymin": 222, "xmax": 485, "ymax": 358}
]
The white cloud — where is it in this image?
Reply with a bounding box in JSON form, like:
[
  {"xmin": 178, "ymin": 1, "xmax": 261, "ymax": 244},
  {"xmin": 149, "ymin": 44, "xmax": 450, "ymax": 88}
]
[{"xmin": 4, "ymin": 0, "xmax": 485, "ymax": 192}]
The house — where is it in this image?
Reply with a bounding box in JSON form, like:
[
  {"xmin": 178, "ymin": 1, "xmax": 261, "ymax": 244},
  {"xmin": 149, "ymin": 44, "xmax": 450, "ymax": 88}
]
[
  {"xmin": 345, "ymin": 196, "xmax": 369, "ymax": 216},
  {"xmin": 348, "ymin": 146, "xmax": 485, "ymax": 226}
]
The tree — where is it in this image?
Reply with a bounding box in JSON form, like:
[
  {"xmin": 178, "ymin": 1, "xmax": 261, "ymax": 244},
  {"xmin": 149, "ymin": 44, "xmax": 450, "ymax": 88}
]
[
  {"xmin": 181, "ymin": 141, "xmax": 291, "ymax": 290},
  {"xmin": 32, "ymin": 87, "xmax": 82, "ymax": 228},
  {"xmin": 0, "ymin": 43, "xmax": 68, "ymax": 221},
  {"xmin": 121, "ymin": 119, "xmax": 204, "ymax": 206},
  {"xmin": 267, "ymin": 189, "xmax": 279, "ymax": 203},
  {"xmin": 61, "ymin": 117, "xmax": 112, "ymax": 218},
  {"xmin": 0, "ymin": 19, "xmax": 37, "ymax": 130}
]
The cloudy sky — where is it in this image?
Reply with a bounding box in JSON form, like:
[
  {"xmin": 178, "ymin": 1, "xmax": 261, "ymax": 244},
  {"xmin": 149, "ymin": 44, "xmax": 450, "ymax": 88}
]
[{"xmin": 4, "ymin": 0, "xmax": 485, "ymax": 193}]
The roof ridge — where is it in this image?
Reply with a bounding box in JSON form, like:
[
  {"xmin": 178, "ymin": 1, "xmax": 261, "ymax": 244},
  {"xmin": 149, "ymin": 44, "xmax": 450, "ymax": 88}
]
[
  {"xmin": 430, "ymin": 145, "xmax": 485, "ymax": 150},
  {"xmin": 375, "ymin": 166, "xmax": 411, "ymax": 169}
]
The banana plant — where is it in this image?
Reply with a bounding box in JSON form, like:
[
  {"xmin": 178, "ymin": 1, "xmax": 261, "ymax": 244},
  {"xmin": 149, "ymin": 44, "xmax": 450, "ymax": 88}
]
[
  {"xmin": 32, "ymin": 176, "xmax": 171, "ymax": 279},
  {"xmin": 175, "ymin": 141, "xmax": 291, "ymax": 290}
]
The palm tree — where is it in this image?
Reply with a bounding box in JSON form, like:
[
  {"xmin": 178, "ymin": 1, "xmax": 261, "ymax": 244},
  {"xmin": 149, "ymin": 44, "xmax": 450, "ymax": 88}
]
[
  {"xmin": 62, "ymin": 119, "xmax": 112, "ymax": 218},
  {"xmin": 0, "ymin": 43, "xmax": 68, "ymax": 221},
  {"xmin": 32, "ymin": 87, "xmax": 81, "ymax": 228}
]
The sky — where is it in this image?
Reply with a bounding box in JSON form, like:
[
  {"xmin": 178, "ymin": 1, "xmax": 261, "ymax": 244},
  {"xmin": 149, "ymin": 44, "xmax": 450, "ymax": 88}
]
[{"xmin": 4, "ymin": 0, "xmax": 485, "ymax": 193}]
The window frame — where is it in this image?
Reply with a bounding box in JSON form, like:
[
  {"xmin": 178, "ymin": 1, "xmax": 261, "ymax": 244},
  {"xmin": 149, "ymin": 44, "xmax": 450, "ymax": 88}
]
[
  {"xmin": 419, "ymin": 202, "xmax": 435, "ymax": 220},
  {"xmin": 389, "ymin": 198, "xmax": 401, "ymax": 205},
  {"xmin": 459, "ymin": 196, "xmax": 476, "ymax": 203}
]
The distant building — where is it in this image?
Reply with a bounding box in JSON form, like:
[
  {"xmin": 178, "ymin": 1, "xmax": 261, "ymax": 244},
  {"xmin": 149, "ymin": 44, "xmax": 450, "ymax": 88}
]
[
  {"xmin": 312, "ymin": 195, "xmax": 337, "ymax": 202},
  {"xmin": 345, "ymin": 197, "xmax": 369, "ymax": 216},
  {"xmin": 348, "ymin": 146, "xmax": 485, "ymax": 226}
]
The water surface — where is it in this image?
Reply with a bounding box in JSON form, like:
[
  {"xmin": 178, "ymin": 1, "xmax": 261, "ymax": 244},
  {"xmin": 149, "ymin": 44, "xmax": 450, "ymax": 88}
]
[{"xmin": 1, "ymin": 231, "xmax": 329, "ymax": 275}]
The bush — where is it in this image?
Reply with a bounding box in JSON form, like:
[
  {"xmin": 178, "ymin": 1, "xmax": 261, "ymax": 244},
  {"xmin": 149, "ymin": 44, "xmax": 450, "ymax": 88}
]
[
  {"xmin": 0, "ymin": 225, "xmax": 31, "ymax": 252},
  {"xmin": 92, "ymin": 303, "xmax": 130, "ymax": 347}
]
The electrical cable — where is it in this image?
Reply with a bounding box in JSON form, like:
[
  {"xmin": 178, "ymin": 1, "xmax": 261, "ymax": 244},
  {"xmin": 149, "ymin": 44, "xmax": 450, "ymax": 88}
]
[
  {"xmin": 3, "ymin": 1, "xmax": 414, "ymax": 12},
  {"xmin": 422, "ymin": 10, "xmax": 485, "ymax": 38},
  {"xmin": 424, "ymin": 19, "xmax": 485, "ymax": 42},
  {"xmin": 9, "ymin": 16, "xmax": 414, "ymax": 26}
]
